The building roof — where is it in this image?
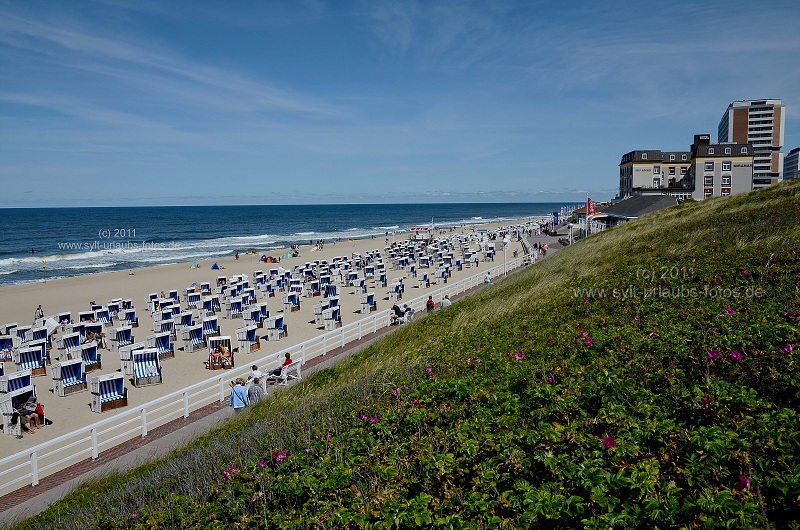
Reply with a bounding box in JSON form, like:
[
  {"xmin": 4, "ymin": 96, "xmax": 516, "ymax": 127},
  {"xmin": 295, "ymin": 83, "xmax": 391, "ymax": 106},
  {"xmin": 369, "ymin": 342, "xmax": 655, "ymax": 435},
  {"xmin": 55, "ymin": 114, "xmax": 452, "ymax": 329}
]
[{"xmin": 600, "ymin": 195, "xmax": 679, "ymax": 220}]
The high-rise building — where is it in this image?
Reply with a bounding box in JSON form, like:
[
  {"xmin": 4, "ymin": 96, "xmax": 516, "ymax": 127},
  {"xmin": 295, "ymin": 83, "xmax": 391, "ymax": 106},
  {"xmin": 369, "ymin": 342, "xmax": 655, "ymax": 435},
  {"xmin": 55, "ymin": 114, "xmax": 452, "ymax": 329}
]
[
  {"xmin": 784, "ymin": 147, "xmax": 800, "ymax": 180},
  {"xmin": 718, "ymin": 99, "xmax": 785, "ymax": 189}
]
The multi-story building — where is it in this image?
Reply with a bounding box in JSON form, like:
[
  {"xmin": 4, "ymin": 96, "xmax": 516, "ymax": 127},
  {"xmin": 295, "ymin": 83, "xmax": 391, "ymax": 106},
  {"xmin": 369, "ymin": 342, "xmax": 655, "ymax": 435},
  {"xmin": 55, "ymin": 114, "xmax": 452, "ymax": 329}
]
[
  {"xmin": 718, "ymin": 99, "xmax": 785, "ymax": 189},
  {"xmin": 618, "ymin": 134, "xmax": 754, "ymax": 201},
  {"xmin": 618, "ymin": 150, "xmax": 692, "ymax": 200},
  {"xmin": 686, "ymin": 134, "xmax": 754, "ymax": 200},
  {"xmin": 784, "ymin": 147, "xmax": 799, "ymax": 180}
]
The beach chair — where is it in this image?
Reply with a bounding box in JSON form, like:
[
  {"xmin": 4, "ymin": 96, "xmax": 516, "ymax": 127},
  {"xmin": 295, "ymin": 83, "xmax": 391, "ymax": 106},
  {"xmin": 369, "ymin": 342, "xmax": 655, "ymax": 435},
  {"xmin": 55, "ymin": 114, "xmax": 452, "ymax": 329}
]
[
  {"xmin": 307, "ymin": 279, "xmax": 321, "ymax": 297},
  {"xmin": 106, "ymin": 299, "xmax": 121, "ymax": 318},
  {"xmin": 365, "ymin": 265, "xmax": 375, "ymax": 278},
  {"xmin": 206, "ymin": 336, "xmax": 234, "ymax": 370},
  {"xmin": 119, "ymin": 308, "xmax": 139, "ymax": 328},
  {"xmin": 181, "ymin": 324, "xmax": 204, "ymax": 352},
  {"xmin": 17, "ymin": 347, "xmax": 46, "ymax": 377},
  {"xmin": 15, "ymin": 325, "xmax": 31, "ymax": 345},
  {"xmin": 313, "ymin": 300, "xmax": 330, "ymax": 325},
  {"xmin": 132, "ymin": 348, "xmax": 162, "ymax": 387},
  {"xmin": 0, "ymin": 384, "xmax": 37, "ymax": 437},
  {"xmin": 2, "ymin": 323, "xmax": 17, "ymax": 336},
  {"xmin": 389, "ymin": 282, "xmax": 402, "ymax": 302},
  {"xmin": 93, "ymin": 307, "xmax": 112, "ymax": 326},
  {"xmin": 155, "ymin": 319, "xmax": 175, "ymax": 340},
  {"xmin": 226, "ymin": 298, "xmax": 243, "ymax": 320},
  {"xmin": 147, "ymin": 331, "xmax": 174, "ymax": 359},
  {"xmin": 57, "ymin": 312, "xmax": 72, "ymax": 327},
  {"xmin": 420, "ymin": 256, "xmax": 430, "ymax": 268},
  {"xmin": 360, "ymin": 292, "xmax": 377, "ymax": 314},
  {"xmin": 26, "ymin": 339, "xmax": 49, "ymax": 366},
  {"xmin": 202, "ymin": 316, "xmax": 220, "ymax": 342},
  {"xmin": 30, "ymin": 326, "xmax": 48, "ymax": 344},
  {"xmin": 236, "ymin": 325, "xmax": 260, "ymax": 354},
  {"xmin": 264, "ymin": 315, "xmax": 287, "ymax": 341},
  {"xmin": 90, "ymin": 373, "xmax": 128, "ymax": 412},
  {"xmin": 200, "ymin": 282, "xmax": 212, "ymax": 295},
  {"xmin": 187, "ymin": 291, "xmax": 201, "ymax": 309},
  {"xmin": 109, "ymin": 326, "xmax": 134, "ymax": 352},
  {"xmin": 119, "ymin": 341, "xmax": 145, "ymax": 375},
  {"xmin": 0, "ymin": 335, "xmax": 16, "ymax": 353},
  {"xmin": 80, "ymin": 343, "xmax": 102, "ymax": 372},
  {"xmin": 418, "ymin": 274, "xmax": 429, "ymax": 289},
  {"xmin": 169, "ymin": 289, "xmax": 180, "ymax": 303},
  {"xmin": 346, "ymin": 271, "xmax": 359, "ymax": 287},
  {"xmin": 257, "ymin": 303, "xmax": 269, "ymax": 326},
  {"xmin": 266, "ymin": 360, "xmax": 302, "ymax": 386},
  {"xmin": 283, "ymin": 293, "xmax": 300, "ymax": 313},
  {"xmin": 52, "ymin": 358, "xmax": 87, "ymax": 397},
  {"xmin": 0, "ymin": 369, "xmax": 32, "ymax": 394},
  {"xmin": 244, "ymin": 307, "xmax": 261, "ymax": 328},
  {"xmin": 324, "ymin": 283, "xmax": 338, "ymax": 299},
  {"xmin": 376, "ymin": 272, "xmax": 387, "ymax": 289},
  {"xmin": 354, "ymin": 278, "xmax": 366, "ymax": 295},
  {"xmin": 0, "ymin": 363, "xmax": 3, "ymax": 377},
  {"xmin": 175, "ymin": 311, "xmax": 194, "ymax": 334},
  {"xmin": 323, "ymin": 307, "xmax": 342, "ymax": 331}
]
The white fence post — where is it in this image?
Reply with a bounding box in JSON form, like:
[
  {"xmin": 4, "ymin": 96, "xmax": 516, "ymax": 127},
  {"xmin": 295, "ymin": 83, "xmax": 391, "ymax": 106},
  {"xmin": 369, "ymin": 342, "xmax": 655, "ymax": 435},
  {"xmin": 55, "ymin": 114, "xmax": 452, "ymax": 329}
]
[
  {"xmin": 140, "ymin": 408, "xmax": 148, "ymax": 437},
  {"xmin": 183, "ymin": 391, "xmax": 190, "ymax": 418},
  {"xmin": 91, "ymin": 427, "xmax": 99, "ymax": 459},
  {"xmin": 31, "ymin": 451, "xmax": 38, "ymax": 487}
]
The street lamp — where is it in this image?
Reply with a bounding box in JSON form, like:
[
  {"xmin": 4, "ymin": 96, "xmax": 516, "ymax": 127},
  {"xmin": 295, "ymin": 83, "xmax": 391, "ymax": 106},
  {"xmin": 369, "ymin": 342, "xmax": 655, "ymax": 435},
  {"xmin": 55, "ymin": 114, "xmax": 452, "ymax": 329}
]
[
  {"xmin": 568, "ymin": 223, "xmax": 573, "ymax": 245},
  {"xmin": 503, "ymin": 235, "xmax": 511, "ymax": 276}
]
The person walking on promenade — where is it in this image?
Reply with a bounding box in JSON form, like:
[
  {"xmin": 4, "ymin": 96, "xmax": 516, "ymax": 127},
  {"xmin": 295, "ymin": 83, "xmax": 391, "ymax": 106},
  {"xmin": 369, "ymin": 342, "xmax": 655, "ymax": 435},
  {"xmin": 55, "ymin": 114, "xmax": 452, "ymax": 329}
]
[{"xmin": 485, "ymin": 272, "xmax": 491, "ymax": 285}]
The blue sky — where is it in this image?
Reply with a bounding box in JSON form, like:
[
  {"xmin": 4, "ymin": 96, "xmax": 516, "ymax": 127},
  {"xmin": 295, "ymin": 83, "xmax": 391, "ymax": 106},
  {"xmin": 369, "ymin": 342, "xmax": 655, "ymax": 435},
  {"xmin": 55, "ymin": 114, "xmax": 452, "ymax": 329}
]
[{"xmin": 1, "ymin": 0, "xmax": 799, "ymax": 206}]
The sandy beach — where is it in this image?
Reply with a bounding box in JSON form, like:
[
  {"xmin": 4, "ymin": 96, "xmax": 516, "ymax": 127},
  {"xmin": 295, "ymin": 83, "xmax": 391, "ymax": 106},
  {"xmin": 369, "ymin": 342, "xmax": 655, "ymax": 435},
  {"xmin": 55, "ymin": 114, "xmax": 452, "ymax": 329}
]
[{"xmin": 0, "ymin": 219, "xmax": 544, "ymax": 461}]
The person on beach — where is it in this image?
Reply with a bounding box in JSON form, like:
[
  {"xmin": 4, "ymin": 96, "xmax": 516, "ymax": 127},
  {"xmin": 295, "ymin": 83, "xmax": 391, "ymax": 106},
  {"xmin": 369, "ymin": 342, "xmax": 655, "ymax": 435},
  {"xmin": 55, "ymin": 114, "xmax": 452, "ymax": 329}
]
[
  {"xmin": 230, "ymin": 378, "xmax": 248, "ymax": 413},
  {"xmin": 267, "ymin": 352, "xmax": 293, "ymax": 377},
  {"xmin": 34, "ymin": 304, "xmax": 44, "ymax": 323}
]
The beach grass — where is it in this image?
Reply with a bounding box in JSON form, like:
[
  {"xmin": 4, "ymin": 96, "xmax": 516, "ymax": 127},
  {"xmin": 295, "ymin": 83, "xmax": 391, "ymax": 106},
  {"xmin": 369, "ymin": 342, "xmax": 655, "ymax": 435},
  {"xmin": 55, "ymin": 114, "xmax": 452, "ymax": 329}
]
[{"xmin": 8, "ymin": 179, "xmax": 800, "ymax": 529}]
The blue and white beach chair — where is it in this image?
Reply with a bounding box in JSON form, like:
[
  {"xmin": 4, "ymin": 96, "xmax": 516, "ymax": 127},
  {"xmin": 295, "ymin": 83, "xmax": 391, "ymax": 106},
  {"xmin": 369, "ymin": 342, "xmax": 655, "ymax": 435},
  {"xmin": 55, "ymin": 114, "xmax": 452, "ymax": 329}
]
[
  {"xmin": 90, "ymin": 373, "xmax": 128, "ymax": 412},
  {"xmin": 182, "ymin": 324, "xmax": 204, "ymax": 353},
  {"xmin": 313, "ymin": 299, "xmax": 329, "ymax": 325},
  {"xmin": 56, "ymin": 332, "xmax": 82, "ymax": 363},
  {"xmin": 202, "ymin": 316, "xmax": 220, "ymax": 341},
  {"xmin": 119, "ymin": 341, "xmax": 145, "ymax": 376},
  {"xmin": 187, "ymin": 291, "xmax": 201, "ymax": 309},
  {"xmin": 236, "ymin": 325, "xmax": 260, "ymax": 354},
  {"xmin": 17, "ymin": 347, "xmax": 46, "ymax": 377},
  {"xmin": 200, "ymin": 282, "xmax": 212, "ymax": 295},
  {"xmin": 0, "ymin": 369, "xmax": 32, "ymax": 394},
  {"xmin": 360, "ymin": 292, "xmax": 377, "ymax": 314},
  {"xmin": 1, "ymin": 384, "xmax": 37, "ymax": 437},
  {"xmin": 107, "ymin": 300, "xmax": 121, "ymax": 318},
  {"xmin": 52, "ymin": 358, "xmax": 87, "ymax": 397},
  {"xmin": 226, "ymin": 298, "xmax": 243, "ymax": 319},
  {"xmin": 110, "ymin": 326, "xmax": 134, "ymax": 352},
  {"xmin": 244, "ymin": 307, "xmax": 261, "ymax": 328},
  {"xmin": 206, "ymin": 335, "xmax": 233, "ymax": 370},
  {"xmin": 15, "ymin": 325, "xmax": 31, "ymax": 345},
  {"xmin": 324, "ymin": 307, "xmax": 342, "ymax": 331},
  {"xmin": 80, "ymin": 343, "xmax": 102, "ymax": 372},
  {"xmin": 283, "ymin": 293, "xmax": 300, "ymax": 313},
  {"xmin": 146, "ymin": 331, "xmax": 174, "ymax": 360},
  {"xmin": 119, "ymin": 308, "xmax": 139, "ymax": 327},
  {"xmin": 93, "ymin": 307, "xmax": 112, "ymax": 326},
  {"xmin": 133, "ymin": 348, "xmax": 162, "ymax": 387}
]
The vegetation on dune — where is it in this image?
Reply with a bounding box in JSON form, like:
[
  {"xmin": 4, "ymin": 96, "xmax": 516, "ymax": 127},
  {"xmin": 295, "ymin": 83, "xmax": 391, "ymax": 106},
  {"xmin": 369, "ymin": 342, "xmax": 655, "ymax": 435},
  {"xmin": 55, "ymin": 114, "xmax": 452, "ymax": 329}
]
[{"xmin": 11, "ymin": 181, "xmax": 800, "ymax": 529}]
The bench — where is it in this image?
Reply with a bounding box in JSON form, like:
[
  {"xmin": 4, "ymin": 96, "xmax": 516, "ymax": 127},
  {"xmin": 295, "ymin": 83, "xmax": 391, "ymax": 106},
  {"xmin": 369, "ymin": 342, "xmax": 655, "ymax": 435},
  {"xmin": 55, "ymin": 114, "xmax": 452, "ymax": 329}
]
[{"xmin": 267, "ymin": 360, "xmax": 302, "ymax": 386}]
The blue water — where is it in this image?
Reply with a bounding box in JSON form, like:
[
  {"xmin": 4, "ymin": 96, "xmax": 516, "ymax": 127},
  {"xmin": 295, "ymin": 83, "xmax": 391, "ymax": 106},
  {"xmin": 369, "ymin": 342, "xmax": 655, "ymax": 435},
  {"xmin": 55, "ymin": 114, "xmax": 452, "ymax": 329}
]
[{"xmin": 0, "ymin": 203, "xmax": 567, "ymax": 286}]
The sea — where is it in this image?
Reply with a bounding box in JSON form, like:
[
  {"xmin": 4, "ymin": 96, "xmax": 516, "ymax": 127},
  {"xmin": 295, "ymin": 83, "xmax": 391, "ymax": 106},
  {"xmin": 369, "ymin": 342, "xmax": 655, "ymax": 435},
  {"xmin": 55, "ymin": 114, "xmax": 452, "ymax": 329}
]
[{"xmin": 0, "ymin": 203, "xmax": 568, "ymax": 287}]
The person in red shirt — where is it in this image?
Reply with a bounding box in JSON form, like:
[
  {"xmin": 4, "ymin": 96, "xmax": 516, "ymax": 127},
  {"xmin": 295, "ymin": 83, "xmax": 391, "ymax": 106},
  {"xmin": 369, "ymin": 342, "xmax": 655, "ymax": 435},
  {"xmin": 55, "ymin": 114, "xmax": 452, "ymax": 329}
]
[{"xmin": 267, "ymin": 352, "xmax": 293, "ymax": 377}]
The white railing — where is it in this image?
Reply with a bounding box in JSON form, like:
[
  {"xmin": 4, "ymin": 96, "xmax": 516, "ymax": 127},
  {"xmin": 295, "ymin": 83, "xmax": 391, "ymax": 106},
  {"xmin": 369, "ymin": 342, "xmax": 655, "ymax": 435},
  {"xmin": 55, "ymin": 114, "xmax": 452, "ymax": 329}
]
[{"xmin": 0, "ymin": 256, "xmax": 528, "ymax": 495}]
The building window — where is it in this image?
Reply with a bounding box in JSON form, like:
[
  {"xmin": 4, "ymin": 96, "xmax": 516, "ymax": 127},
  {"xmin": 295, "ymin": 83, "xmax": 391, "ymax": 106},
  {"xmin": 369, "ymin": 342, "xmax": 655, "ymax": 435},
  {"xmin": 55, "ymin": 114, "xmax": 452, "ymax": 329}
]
[
  {"xmin": 708, "ymin": 147, "xmax": 715, "ymax": 155},
  {"xmin": 724, "ymin": 147, "xmax": 731, "ymax": 154},
  {"xmin": 653, "ymin": 178, "xmax": 660, "ymax": 187},
  {"xmin": 721, "ymin": 189, "xmax": 731, "ymax": 196},
  {"xmin": 704, "ymin": 191, "xmax": 713, "ymax": 198},
  {"xmin": 705, "ymin": 161, "xmax": 714, "ymax": 171},
  {"xmin": 704, "ymin": 176, "xmax": 713, "ymax": 186},
  {"xmin": 653, "ymin": 166, "xmax": 660, "ymax": 174},
  {"xmin": 722, "ymin": 176, "xmax": 731, "ymax": 185},
  {"xmin": 669, "ymin": 167, "xmax": 676, "ymax": 175},
  {"xmin": 722, "ymin": 161, "xmax": 731, "ymax": 171},
  {"xmin": 641, "ymin": 153, "xmax": 648, "ymax": 160},
  {"xmin": 669, "ymin": 154, "xmax": 675, "ymax": 161},
  {"xmin": 741, "ymin": 147, "xmax": 748, "ymax": 154},
  {"xmin": 682, "ymin": 154, "xmax": 688, "ymax": 161},
  {"xmin": 680, "ymin": 167, "xmax": 687, "ymax": 175}
]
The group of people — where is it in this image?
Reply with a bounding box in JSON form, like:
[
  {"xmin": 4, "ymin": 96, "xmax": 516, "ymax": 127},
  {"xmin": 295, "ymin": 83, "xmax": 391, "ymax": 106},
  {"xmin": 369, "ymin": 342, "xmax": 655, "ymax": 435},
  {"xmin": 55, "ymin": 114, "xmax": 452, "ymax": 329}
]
[
  {"xmin": 229, "ymin": 354, "xmax": 294, "ymax": 413},
  {"xmin": 208, "ymin": 343, "xmax": 233, "ymax": 369}
]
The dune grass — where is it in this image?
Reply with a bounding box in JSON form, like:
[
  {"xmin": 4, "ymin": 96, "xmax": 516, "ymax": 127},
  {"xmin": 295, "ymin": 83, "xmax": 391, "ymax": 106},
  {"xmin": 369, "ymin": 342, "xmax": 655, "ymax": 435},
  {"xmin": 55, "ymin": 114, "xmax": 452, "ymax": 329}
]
[{"xmin": 9, "ymin": 180, "xmax": 800, "ymax": 529}]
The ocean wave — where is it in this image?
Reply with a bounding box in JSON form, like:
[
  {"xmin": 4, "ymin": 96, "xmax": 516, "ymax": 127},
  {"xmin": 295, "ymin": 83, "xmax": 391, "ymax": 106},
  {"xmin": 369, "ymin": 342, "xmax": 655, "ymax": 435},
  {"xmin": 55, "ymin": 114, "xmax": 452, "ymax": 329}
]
[{"xmin": 0, "ymin": 269, "xmax": 18, "ymax": 275}]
